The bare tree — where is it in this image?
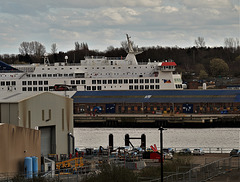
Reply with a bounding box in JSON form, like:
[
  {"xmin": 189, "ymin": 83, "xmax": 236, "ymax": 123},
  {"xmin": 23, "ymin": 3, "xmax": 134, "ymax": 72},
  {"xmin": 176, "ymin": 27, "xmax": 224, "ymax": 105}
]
[
  {"xmin": 121, "ymin": 41, "xmax": 128, "ymax": 52},
  {"xmin": 121, "ymin": 40, "xmax": 137, "ymax": 52},
  {"xmin": 19, "ymin": 41, "xmax": 46, "ymax": 56},
  {"xmin": 19, "ymin": 42, "xmax": 31, "ymax": 55},
  {"xmin": 195, "ymin": 37, "xmax": 205, "ymax": 48},
  {"xmin": 75, "ymin": 42, "xmax": 80, "ymax": 51},
  {"xmin": 82, "ymin": 43, "xmax": 89, "ymax": 50},
  {"xmin": 33, "ymin": 41, "xmax": 46, "ymax": 57},
  {"xmin": 29, "ymin": 42, "xmax": 35, "ymax": 55},
  {"xmin": 224, "ymin": 37, "xmax": 239, "ymax": 52},
  {"xmin": 106, "ymin": 46, "xmax": 114, "ymax": 52},
  {"xmin": 51, "ymin": 43, "xmax": 57, "ymax": 54}
]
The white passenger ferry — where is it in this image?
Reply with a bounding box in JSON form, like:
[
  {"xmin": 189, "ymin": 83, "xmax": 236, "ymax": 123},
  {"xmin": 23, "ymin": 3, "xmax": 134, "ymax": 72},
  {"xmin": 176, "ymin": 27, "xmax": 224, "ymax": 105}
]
[{"xmin": 0, "ymin": 35, "xmax": 183, "ymax": 94}]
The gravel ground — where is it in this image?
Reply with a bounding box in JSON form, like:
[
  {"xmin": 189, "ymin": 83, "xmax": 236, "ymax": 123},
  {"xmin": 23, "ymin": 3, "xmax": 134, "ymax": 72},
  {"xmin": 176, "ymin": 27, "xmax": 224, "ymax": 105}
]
[
  {"xmin": 191, "ymin": 153, "xmax": 230, "ymax": 165},
  {"xmin": 192, "ymin": 154, "xmax": 240, "ymax": 181},
  {"xmin": 209, "ymin": 169, "xmax": 240, "ymax": 182}
]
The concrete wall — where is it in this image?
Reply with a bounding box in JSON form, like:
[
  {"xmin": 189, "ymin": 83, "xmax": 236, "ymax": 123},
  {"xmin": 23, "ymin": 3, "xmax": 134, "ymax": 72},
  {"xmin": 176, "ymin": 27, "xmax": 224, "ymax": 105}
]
[
  {"xmin": 0, "ymin": 103, "xmax": 18, "ymax": 125},
  {"xmin": 18, "ymin": 92, "xmax": 73, "ymax": 156},
  {"xmin": 0, "ymin": 124, "xmax": 41, "ymax": 174}
]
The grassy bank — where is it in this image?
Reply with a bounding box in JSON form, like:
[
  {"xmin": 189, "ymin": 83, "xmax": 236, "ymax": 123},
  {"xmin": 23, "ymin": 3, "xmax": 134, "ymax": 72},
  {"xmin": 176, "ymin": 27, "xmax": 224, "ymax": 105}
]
[{"xmin": 81, "ymin": 155, "xmax": 192, "ymax": 182}]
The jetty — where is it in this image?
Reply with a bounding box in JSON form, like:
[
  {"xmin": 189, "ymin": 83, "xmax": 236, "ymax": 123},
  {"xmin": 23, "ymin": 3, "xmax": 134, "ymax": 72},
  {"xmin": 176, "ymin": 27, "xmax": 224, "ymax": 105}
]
[{"xmin": 74, "ymin": 113, "xmax": 240, "ymax": 127}]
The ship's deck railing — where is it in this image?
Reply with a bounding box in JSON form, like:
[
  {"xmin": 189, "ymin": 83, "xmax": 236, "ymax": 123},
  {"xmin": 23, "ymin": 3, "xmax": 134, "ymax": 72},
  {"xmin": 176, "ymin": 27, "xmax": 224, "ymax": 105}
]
[
  {"xmin": 84, "ymin": 56, "xmax": 106, "ymax": 59},
  {"xmin": 84, "ymin": 56, "xmax": 127, "ymax": 60},
  {"xmin": 47, "ymin": 61, "xmax": 158, "ymax": 66},
  {"xmin": 10, "ymin": 60, "xmax": 162, "ymax": 68},
  {"xmin": 106, "ymin": 57, "xmax": 126, "ymax": 60},
  {"xmin": 0, "ymin": 70, "xmax": 22, "ymax": 73}
]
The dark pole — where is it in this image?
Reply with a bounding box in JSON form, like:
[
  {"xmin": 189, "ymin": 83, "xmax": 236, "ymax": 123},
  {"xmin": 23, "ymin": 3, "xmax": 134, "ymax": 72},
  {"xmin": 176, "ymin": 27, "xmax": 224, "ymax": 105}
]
[{"xmin": 159, "ymin": 126, "xmax": 166, "ymax": 182}]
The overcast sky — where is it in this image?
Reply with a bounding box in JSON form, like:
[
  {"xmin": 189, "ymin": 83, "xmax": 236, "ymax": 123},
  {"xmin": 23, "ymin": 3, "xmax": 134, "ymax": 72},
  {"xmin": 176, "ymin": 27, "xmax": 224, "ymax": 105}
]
[{"xmin": 0, "ymin": 0, "xmax": 239, "ymax": 54}]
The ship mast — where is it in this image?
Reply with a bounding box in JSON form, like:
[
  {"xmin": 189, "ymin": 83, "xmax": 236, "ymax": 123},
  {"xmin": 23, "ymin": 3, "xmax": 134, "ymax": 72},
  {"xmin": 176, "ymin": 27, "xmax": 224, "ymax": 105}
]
[
  {"xmin": 126, "ymin": 34, "xmax": 134, "ymax": 53},
  {"xmin": 43, "ymin": 53, "xmax": 50, "ymax": 66},
  {"xmin": 125, "ymin": 34, "xmax": 143, "ymax": 65}
]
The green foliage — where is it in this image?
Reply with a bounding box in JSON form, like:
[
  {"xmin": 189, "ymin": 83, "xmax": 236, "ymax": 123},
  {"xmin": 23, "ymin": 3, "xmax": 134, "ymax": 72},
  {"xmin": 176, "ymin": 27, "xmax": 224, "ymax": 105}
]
[
  {"xmin": 199, "ymin": 70, "xmax": 208, "ymax": 80},
  {"xmin": 209, "ymin": 58, "xmax": 229, "ymax": 77},
  {"xmin": 81, "ymin": 164, "xmax": 138, "ymax": 182},
  {"xmin": 12, "ymin": 175, "xmax": 61, "ymax": 182},
  {"xmin": 235, "ymin": 55, "xmax": 240, "ymax": 62},
  {"xmin": 194, "ymin": 63, "xmax": 205, "ymax": 75},
  {"xmin": 12, "ymin": 175, "xmax": 25, "ymax": 182},
  {"xmin": 139, "ymin": 166, "xmax": 162, "ymax": 178},
  {"xmin": 230, "ymin": 56, "xmax": 240, "ymax": 77},
  {"xmin": 138, "ymin": 155, "xmax": 192, "ymax": 178},
  {"xmin": 13, "ymin": 156, "xmax": 193, "ymax": 182}
]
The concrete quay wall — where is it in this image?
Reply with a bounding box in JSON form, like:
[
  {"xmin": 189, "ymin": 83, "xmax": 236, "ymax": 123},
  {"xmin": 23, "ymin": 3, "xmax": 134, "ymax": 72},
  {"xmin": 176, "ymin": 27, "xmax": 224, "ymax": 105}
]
[{"xmin": 74, "ymin": 114, "xmax": 240, "ymax": 127}]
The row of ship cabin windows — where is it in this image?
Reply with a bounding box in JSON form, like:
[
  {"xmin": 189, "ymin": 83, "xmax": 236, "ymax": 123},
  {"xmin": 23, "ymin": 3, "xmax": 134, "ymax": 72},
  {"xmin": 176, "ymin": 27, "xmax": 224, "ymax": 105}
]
[
  {"xmin": 84, "ymin": 66, "xmax": 152, "ymax": 69},
  {"xmin": 17, "ymin": 79, "xmax": 161, "ymax": 86},
  {"xmin": 87, "ymin": 85, "xmax": 160, "ymax": 91},
  {"xmin": 1, "ymin": 80, "xmax": 181, "ymax": 89},
  {"xmin": 27, "ymin": 73, "xmax": 74, "ymax": 78},
  {"xmin": 70, "ymin": 78, "xmax": 160, "ymax": 85},
  {"xmin": 22, "ymin": 81, "xmax": 49, "ymax": 85},
  {"xmin": 40, "ymin": 66, "xmax": 154, "ymax": 71},
  {"xmin": 20, "ymin": 84, "xmax": 182, "ymax": 92},
  {"xmin": 86, "ymin": 84, "xmax": 182, "ymax": 91},
  {"xmin": 1, "ymin": 81, "xmax": 16, "ymax": 86},
  {"xmin": 22, "ymin": 87, "xmax": 50, "ymax": 91},
  {"xmin": 20, "ymin": 85, "xmax": 161, "ymax": 91},
  {"xmin": 94, "ymin": 72, "xmax": 149, "ymax": 76},
  {"xmin": 26, "ymin": 71, "xmax": 151, "ymax": 77},
  {"xmin": 1, "ymin": 80, "xmax": 49, "ymax": 86},
  {"xmin": 175, "ymin": 84, "xmax": 183, "ymax": 88},
  {"xmin": 162, "ymin": 66, "xmax": 175, "ymax": 69}
]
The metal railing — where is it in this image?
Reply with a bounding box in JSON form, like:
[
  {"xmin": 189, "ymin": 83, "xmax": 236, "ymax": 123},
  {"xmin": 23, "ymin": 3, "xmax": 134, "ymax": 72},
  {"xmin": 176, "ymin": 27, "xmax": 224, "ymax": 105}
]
[
  {"xmin": 1, "ymin": 156, "xmax": 239, "ymax": 182},
  {"xmin": 0, "ymin": 157, "xmax": 126, "ymax": 182},
  {"xmin": 172, "ymin": 147, "xmax": 235, "ymax": 154},
  {"xmin": 138, "ymin": 157, "xmax": 240, "ymax": 182}
]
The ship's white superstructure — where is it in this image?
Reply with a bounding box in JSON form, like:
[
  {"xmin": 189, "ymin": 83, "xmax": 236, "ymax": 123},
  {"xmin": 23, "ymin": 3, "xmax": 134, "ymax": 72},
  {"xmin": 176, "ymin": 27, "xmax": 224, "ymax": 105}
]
[{"xmin": 0, "ymin": 35, "xmax": 183, "ymax": 94}]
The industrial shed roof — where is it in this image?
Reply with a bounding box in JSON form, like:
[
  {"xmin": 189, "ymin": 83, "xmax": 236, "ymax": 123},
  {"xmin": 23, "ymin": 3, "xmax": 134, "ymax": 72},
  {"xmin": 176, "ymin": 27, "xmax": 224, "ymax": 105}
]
[
  {"xmin": 0, "ymin": 92, "xmax": 40, "ymax": 103},
  {"xmin": 72, "ymin": 90, "xmax": 240, "ymax": 104},
  {"xmin": 0, "ymin": 91, "xmax": 72, "ymax": 103}
]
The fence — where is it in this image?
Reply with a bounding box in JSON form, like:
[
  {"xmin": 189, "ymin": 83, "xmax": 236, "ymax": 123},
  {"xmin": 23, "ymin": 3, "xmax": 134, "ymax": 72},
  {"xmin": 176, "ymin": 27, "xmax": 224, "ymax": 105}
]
[
  {"xmin": 172, "ymin": 147, "xmax": 235, "ymax": 154},
  {"xmin": 0, "ymin": 156, "xmax": 239, "ymax": 182},
  {"xmin": 0, "ymin": 157, "xmax": 126, "ymax": 182},
  {"xmin": 77, "ymin": 146, "xmax": 236, "ymax": 154},
  {"xmin": 138, "ymin": 157, "xmax": 240, "ymax": 182}
]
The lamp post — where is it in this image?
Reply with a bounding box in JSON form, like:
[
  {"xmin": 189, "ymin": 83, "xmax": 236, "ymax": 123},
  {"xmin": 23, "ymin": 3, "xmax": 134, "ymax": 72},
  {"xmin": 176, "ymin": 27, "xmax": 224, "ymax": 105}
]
[{"xmin": 159, "ymin": 126, "xmax": 166, "ymax": 182}]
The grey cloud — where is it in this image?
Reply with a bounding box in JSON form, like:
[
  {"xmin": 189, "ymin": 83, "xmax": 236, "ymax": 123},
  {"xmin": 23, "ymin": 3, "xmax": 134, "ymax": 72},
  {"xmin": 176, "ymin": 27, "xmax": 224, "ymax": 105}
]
[{"xmin": 0, "ymin": 0, "xmax": 238, "ymax": 54}]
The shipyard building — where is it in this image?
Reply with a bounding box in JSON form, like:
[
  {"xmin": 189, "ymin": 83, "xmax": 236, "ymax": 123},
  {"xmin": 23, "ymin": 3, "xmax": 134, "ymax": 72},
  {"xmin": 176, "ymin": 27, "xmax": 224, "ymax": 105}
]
[{"xmin": 0, "ymin": 92, "xmax": 73, "ymax": 157}]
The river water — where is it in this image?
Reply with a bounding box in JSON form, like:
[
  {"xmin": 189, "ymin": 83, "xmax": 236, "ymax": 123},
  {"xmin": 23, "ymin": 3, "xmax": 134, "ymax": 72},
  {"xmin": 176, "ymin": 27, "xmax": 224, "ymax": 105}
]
[{"xmin": 74, "ymin": 128, "xmax": 239, "ymax": 152}]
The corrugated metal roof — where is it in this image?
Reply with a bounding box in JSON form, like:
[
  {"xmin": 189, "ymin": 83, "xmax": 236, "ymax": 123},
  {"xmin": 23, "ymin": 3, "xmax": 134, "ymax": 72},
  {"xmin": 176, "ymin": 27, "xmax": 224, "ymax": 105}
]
[
  {"xmin": 72, "ymin": 90, "xmax": 240, "ymax": 103},
  {"xmin": 0, "ymin": 92, "xmax": 40, "ymax": 103},
  {"xmin": 161, "ymin": 62, "xmax": 177, "ymax": 66},
  {"xmin": 0, "ymin": 91, "xmax": 73, "ymax": 103}
]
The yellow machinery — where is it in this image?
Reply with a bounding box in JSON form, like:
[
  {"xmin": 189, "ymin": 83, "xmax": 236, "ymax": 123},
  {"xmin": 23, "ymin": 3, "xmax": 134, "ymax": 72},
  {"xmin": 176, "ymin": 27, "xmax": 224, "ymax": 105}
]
[{"xmin": 56, "ymin": 157, "xmax": 84, "ymax": 172}]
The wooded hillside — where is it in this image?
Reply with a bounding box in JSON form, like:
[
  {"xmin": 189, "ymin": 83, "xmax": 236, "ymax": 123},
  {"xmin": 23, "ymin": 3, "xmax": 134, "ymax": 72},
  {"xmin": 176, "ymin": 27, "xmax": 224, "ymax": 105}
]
[{"xmin": 1, "ymin": 43, "xmax": 240, "ymax": 83}]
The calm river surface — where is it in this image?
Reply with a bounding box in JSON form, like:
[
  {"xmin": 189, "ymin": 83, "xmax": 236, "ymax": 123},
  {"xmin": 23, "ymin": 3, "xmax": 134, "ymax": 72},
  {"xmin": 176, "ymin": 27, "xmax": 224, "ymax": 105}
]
[{"xmin": 74, "ymin": 128, "xmax": 239, "ymax": 152}]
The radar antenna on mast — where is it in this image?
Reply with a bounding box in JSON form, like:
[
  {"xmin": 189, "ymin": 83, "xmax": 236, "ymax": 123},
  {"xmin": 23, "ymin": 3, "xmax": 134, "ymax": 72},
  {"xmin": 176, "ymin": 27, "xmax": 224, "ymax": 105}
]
[
  {"xmin": 43, "ymin": 53, "xmax": 50, "ymax": 66},
  {"xmin": 126, "ymin": 34, "xmax": 143, "ymax": 55},
  {"xmin": 126, "ymin": 34, "xmax": 134, "ymax": 53}
]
